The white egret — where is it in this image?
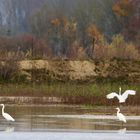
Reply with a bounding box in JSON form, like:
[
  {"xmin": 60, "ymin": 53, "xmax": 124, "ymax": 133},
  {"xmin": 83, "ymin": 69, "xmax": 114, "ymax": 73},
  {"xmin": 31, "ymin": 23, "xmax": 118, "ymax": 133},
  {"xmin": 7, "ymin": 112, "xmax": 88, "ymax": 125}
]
[
  {"xmin": 0, "ymin": 104, "xmax": 15, "ymax": 122},
  {"xmin": 106, "ymin": 87, "xmax": 136, "ymax": 103},
  {"xmin": 116, "ymin": 107, "xmax": 126, "ymax": 123}
]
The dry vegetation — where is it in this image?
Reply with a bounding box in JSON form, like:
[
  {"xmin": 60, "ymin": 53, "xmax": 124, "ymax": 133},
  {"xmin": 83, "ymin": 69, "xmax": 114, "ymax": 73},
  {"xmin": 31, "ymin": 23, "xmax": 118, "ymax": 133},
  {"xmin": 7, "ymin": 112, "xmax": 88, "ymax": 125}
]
[{"xmin": 0, "ymin": 33, "xmax": 139, "ymax": 61}]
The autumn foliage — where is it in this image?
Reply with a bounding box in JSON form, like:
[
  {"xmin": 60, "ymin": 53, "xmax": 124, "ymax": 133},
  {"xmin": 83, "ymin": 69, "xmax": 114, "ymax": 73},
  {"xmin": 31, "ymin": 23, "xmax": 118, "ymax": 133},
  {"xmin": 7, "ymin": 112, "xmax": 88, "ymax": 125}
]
[
  {"xmin": 0, "ymin": 1, "xmax": 139, "ymax": 61},
  {"xmin": 112, "ymin": 0, "xmax": 133, "ymax": 17},
  {"xmin": 112, "ymin": 0, "xmax": 140, "ymax": 44}
]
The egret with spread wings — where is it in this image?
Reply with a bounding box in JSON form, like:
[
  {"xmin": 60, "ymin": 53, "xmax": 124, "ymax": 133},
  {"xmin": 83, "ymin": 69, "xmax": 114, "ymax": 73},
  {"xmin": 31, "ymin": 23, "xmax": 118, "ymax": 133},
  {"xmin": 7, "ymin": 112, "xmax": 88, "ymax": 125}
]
[{"xmin": 106, "ymin": 87, "xmax": 136, "ymax": 103}]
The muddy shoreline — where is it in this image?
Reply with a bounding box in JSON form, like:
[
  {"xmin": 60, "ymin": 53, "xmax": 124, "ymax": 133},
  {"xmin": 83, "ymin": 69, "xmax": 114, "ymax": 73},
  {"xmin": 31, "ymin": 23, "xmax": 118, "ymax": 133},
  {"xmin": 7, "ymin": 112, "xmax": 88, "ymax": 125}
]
[
  {"xmin": 0, "ymin": 96, "xmax": 64, "ymax": 105},
  {"xmin": 0, "ymin": 96, "xmax": 139, "ymax": 107}
]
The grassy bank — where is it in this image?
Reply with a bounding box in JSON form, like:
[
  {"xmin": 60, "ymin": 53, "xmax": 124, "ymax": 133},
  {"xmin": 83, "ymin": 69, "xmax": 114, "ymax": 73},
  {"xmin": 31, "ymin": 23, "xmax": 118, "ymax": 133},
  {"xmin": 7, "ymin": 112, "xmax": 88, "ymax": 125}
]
[{"xmin": 0, "ymin": 82, "xmax": 139, "ymax": 106}]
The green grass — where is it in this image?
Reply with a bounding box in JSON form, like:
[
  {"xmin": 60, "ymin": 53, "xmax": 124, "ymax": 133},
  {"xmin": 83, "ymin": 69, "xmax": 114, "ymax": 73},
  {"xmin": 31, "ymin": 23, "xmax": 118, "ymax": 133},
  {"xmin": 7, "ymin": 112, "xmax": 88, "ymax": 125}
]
[{"xmin": 0, "ymin": 82, "xmax": 139, "ymax": 105}]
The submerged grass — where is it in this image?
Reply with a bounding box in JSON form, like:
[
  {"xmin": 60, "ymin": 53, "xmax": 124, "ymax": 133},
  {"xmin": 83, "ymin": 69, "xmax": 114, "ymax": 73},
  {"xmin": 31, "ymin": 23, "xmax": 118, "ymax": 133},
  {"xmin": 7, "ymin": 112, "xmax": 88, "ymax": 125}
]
[{"xmin": 0, "ymin": 82, "xmax": 139, "ymax": 105}]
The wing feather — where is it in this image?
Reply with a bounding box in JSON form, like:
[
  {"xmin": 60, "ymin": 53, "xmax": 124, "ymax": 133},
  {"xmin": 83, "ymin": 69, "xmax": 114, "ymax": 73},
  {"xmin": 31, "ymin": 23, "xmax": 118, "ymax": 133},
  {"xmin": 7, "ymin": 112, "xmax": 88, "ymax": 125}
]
[
  {"xmin": 106, "ymin": 92, "xmax": 119, "ymax": 99},
  {"xmin": 122, "ymin": 90, "xmax": 136, "ymax": 100},
  {"xmin": 118, "ymin": 113, "xmax": 126, "ymax": 123},
  {"xmin": 3, "ymin": 113, "xmax": 15, "ymax": 121}
]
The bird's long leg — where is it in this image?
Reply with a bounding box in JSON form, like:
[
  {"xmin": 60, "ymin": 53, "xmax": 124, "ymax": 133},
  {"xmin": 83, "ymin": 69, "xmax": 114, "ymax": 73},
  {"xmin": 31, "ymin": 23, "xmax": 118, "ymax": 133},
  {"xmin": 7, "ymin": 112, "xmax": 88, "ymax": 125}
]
[
  {"xmin": 119, "ymin": 103, "xmax": 123, "ymax": 108},
  {"xmin": 8, "ymin": 122, "xmax": 12, "ymax": 126},
  {"xmin": 122, "ymin": 122, "xmax": 123, "ymax": 127}
]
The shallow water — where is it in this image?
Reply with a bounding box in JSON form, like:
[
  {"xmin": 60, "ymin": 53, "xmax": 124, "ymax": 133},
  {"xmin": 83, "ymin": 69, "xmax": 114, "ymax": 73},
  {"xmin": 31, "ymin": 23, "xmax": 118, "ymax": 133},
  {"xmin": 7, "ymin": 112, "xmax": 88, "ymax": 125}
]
[{"xmin": 0, "ymin": 105, "xmax": 139, "ymax": 139}]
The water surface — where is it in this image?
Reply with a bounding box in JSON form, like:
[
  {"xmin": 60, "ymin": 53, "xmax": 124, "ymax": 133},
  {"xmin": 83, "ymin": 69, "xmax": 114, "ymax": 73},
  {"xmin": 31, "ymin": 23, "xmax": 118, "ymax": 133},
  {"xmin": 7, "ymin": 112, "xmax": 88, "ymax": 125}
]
[
  {"xmin": 0, "ymin": 105, "xmax": 139, "ymax": 140},
  {"xmin": 0, "ymin": 105, "xmax": 139, "ymax": 132}
]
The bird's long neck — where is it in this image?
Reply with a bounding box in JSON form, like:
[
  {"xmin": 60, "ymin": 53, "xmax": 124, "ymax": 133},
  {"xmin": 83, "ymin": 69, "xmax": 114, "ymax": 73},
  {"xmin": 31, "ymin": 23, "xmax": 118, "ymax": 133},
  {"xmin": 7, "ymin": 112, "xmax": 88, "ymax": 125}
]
[
  {"xmin": 117, "ymin": 108, "xmax": 120, "ymax": 114},
  {"xmin": 119, "ymin": 87, "xmax": 121, "ymax": 95},
  {"xmin": 2, "ymin": 105, "xmax": 5, "ymax": 114}
]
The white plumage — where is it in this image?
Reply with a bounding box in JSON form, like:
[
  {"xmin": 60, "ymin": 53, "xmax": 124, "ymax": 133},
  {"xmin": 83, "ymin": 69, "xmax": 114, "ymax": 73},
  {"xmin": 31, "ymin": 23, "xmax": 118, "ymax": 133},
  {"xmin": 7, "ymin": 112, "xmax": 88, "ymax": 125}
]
[
  {"xmin": 116, "ymin": 107, "xmax": 126, "ymax": 123},
  {"xmin": 106, "ymin": 87, "xmax": 136, "ymax": 103},
  {"xmin": 0, "ymin": 104, "xmax": 15, "ymax": 122}
]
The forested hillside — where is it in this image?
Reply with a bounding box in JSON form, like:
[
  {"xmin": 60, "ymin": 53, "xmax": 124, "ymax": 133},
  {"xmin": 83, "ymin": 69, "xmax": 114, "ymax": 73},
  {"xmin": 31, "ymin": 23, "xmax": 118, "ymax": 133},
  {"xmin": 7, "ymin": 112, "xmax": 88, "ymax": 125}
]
[{"xmin": 0, "ymin": 0, "xmax": 139, "ymax": 60}]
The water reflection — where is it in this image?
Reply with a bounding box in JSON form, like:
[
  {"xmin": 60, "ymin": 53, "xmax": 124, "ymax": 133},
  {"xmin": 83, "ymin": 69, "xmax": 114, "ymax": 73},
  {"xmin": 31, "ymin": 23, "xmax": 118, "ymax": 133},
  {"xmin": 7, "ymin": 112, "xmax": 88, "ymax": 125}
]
[
  {"xmin": 118, "ymin": 128, "xmax": 126, "ymax": 134},
  {"xmin": 5, "ymin": 126, "xmax": 15, "ymax": 133},
  {"xmin": 0, "ymin": 105, "xmax": 139, "ymax": 132}
]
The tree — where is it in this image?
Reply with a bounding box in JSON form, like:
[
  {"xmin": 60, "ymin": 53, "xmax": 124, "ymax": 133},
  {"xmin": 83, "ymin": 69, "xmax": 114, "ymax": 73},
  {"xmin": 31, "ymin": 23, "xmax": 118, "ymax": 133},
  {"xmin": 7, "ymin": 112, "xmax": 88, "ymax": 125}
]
[
  {"xmin": 86, "ymin": 24, "xmax": 102, "ymax": 55},
  {"xmin": 112, "ymin": 0, "xmax": 133, "ymax": 17},
  {"xmin": 112, "ymin": 0, "xmax": 140, "ymax": 44},
  {"xmin": 30, "ymin": 2, "xmax": 77, "ymax": 57},
  {"xmin": 0, "ymin": 0, "xmax": 46, "ymax": 35}
]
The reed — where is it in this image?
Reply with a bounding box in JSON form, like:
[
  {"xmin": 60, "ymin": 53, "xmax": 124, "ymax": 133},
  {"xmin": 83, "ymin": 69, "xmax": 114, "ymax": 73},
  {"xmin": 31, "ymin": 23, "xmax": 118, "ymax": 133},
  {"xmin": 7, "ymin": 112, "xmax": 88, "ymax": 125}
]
[{"xmin": 0, "ymin": 82, "xmax": 139, "ymax": 105}]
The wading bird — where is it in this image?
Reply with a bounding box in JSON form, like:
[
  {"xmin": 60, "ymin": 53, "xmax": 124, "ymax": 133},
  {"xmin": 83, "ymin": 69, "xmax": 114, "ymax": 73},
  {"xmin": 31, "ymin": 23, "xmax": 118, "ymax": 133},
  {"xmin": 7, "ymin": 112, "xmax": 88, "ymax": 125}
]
[
  {"xmin": 106, "ymin": 87, "xmax": 136, "ymax": 103},
  {"xmin": 0, "ymin": 104, "xmax": 15, "ymax": 122},
  {"xmin": 116, "ymin": 107, "xmax": 126, "ymax": 124}
]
